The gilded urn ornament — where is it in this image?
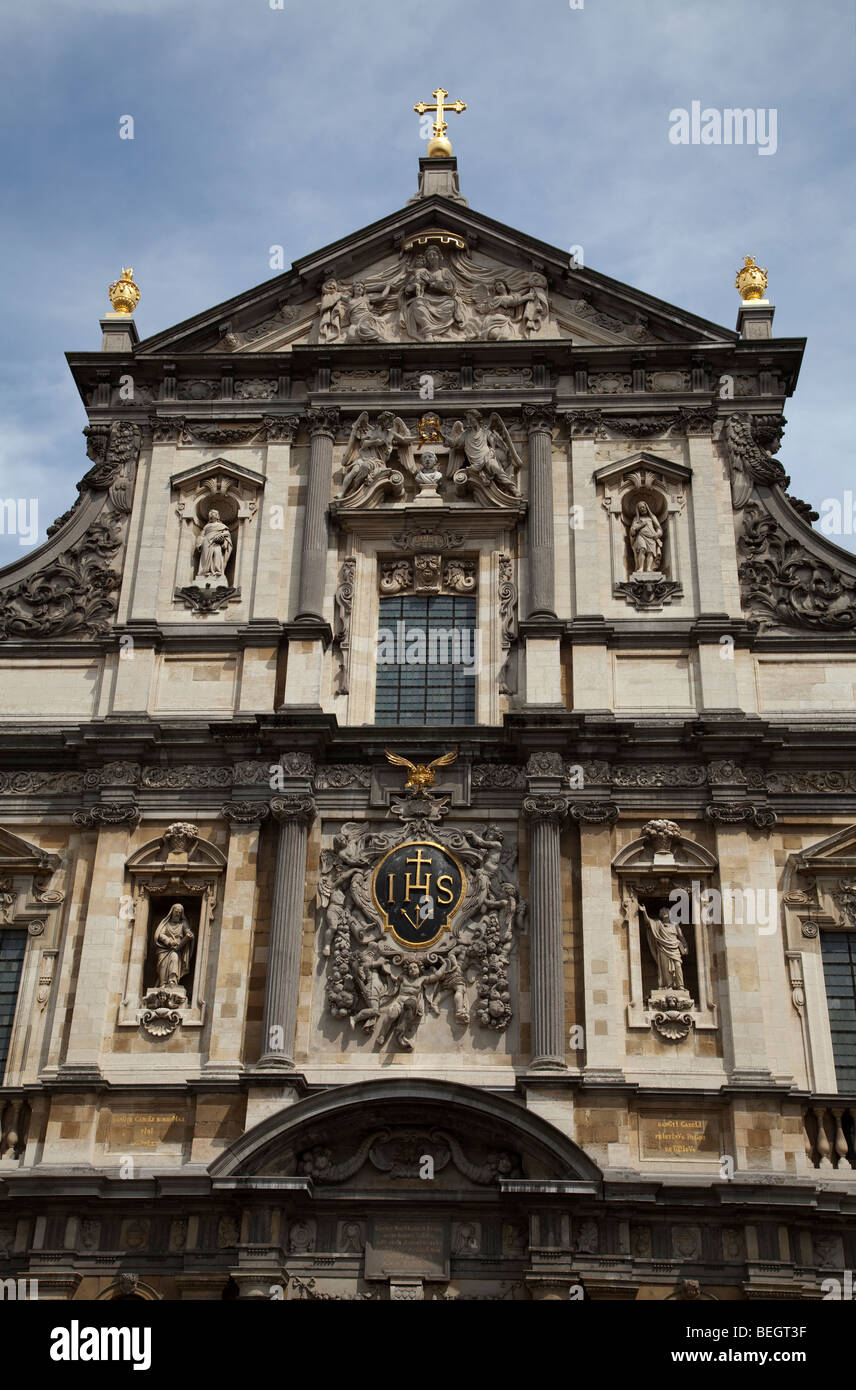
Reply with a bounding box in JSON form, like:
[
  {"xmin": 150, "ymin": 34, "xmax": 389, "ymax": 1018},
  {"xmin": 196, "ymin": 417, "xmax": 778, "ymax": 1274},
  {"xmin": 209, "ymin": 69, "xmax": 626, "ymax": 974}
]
[
  {"xmin": 735, "ymin": 255, "xmax": 768, "ymax": 302},
  {"xmin": 108, "ymin": 266, "xmax": 141, "ymax": 315}
]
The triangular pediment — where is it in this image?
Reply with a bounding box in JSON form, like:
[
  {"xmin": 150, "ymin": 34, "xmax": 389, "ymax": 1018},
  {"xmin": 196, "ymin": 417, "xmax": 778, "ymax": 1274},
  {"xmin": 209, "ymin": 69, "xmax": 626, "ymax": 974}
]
[
  {"xmin": 0, "ymin": 827, "xmax": 60, "ymax": 872},
  {"xmin": 794, "ymin": 826, "xmax": 856, "ymax": 874},
  {"xmin": 135, "ymin": 197, "xmax": 736, "ymax": 357}
]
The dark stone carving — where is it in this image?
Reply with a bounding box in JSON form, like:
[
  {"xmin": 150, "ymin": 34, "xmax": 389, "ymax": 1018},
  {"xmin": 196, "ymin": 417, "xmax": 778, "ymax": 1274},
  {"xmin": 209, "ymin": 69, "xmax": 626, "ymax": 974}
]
[
  {"xmin": 567, "ymin": 801, "xmax": 620, "ymax": 825},
  {"xmin": 603, "ymin": 414, "xmax": 679, "ymax": 438},
  {"xmin": 615, "ymin": 578, "xmax": 682, "ymax": 611},
  {"xmin": 332, "ymin": 558, "xmax": 356, "ymax": 695},
  {"xmin": 73, "ymin": 803, "xmax": 141, "ymax": 828},
  {"xmin": 564, "ymin": 409, "xmax": 605, "ymax": 438},
  {"xmin": 0, "ymin": 421, "xmax": 141, "ymax": 642},
  {"xmin": 498, "ymin": 553, "xmax": 518, "ymax": 696},
  {"xmin": 262, "ymin": 415, "xmax": 301, "ymax": 443},
  {"xmin": 522, "ymin": 794, "xmax": 570, "ymax": 824},
  {"xmin": 280, "ymin": 753, "xmax": 315, "ymax": 777},
  {"xmin": 173, "ymin": 584, "xmax": 240, "ymax": 614},
  {"xmin": 704, "ymin": 803, "xmax": 777, "ymax": 829},
  {"xmin": 270, "ymin": 795, "xmax": 316, "ymax": 824},
  {"xmin": 392, "ymin": 529, "xmax": 464, "ymax": 552},
  {"xmin": 472, "ymin": 764, "xmax": 526, "ymax": 790},
  {"xmin": 725, "ymin": 413, "xmax": 789, "ymax": 509},
  {"xmin": 613, "ymin": 764, "xmax": 706, "ymax": 788},
  {"xmin": 525, "ymin": 752, "xmax": 565, "ymax": 778},
  {"xmin": 737, "ymin": 501, "xmax": 856, "ymax": 631},
  {"xmin": 313, "ymin": 765, "xmax": 372, "ymax": 789},
  {"xmin": 220, "ymin": 801, "xmax": 270, "ymax": 824}
]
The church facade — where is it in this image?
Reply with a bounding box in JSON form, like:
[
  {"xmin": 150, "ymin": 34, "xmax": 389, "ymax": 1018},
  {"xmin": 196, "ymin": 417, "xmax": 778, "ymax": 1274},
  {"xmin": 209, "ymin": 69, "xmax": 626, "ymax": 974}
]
[{"xmin": 1, "ymin": 143, "xmax": 855, "ymax": 1301}]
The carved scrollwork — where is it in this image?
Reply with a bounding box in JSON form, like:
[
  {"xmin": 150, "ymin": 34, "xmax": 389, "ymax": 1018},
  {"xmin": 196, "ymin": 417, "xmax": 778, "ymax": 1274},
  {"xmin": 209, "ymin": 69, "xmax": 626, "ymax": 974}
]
[
  {"xmin": 270, "ymin": 796, "xmax": 316, "ymax": 825},
  {"xmin": 522, "ymin": 794, "xmax": 570, "ymax": 824},
  {"xmin": 704, "ymin": 803, "xmax": 777, "ymax": 829},
  {"xmin": 73, "ymin": 803, "xmax": 141, "ymax": 828},
  {"xmin": 332, "ymin": 558, "xmax": 356, "ymax": 694},
  {"xmin": 567, "ymin": 801, "xmax": 620, "ymax": 825},
  {"xmin": 737, "ymin": 501, "xmax": 856, "ymax": 632},
  {"xmin": 0, "ymin": 422, "xmax": 141, "ymax": 642},
  {"xmin": 220, "ymin": 801, "xmax": 270, "ymax": 824}
]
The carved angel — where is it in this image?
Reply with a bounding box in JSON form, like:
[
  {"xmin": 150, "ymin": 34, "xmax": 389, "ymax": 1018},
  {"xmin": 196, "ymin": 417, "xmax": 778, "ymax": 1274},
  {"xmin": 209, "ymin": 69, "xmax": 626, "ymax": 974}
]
[
  {"xmin": 446, "ymin": 411, "xmax": 521, "ymax": 496},
  {"xmin": 339, "ymin": 411, "xmax": 415, "ymax": 497}
]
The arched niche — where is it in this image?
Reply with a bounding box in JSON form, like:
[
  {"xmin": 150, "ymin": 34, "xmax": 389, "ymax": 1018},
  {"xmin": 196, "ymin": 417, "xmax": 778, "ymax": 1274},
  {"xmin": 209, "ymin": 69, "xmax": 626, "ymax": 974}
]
[
  {"xmin": 120, "ymin": 823, "xmax": 226, "ymax": 1039},
  {"xmin": 612, "ymin": 819, "xmax": 719, "ymax": 1041}
]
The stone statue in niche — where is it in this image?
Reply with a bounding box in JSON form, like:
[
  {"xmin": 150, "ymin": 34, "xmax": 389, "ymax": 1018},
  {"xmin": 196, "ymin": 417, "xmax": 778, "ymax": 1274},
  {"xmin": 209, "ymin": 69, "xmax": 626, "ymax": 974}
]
[
  {"xmin": 193, "ymin": 508, "xmax": 233, "ymax": 586},
  {"xmin": 640, "ymin": 903, "xmax": 688, "ymax": 991},
  {"xmin": 447, "ymin": 411, "xmax": 521, "ymax": 498},
  {"xmin": 628, "ymin": 501, "xmax": 664, "ymax": 576},
  {"xmin": 339, "ymin": 411, "xmax": 415, "ymax": 498},
  {"xmin": 153, "ymin": 902, "xmax": 195, "ymax": 989}
]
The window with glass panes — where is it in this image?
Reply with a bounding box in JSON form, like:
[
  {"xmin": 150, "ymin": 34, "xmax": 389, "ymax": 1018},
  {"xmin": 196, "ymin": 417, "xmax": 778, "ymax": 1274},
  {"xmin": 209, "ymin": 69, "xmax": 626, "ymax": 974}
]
[
  {"xmin": 375, "ymin": 594, "xmax": 476, "ymax": 725},
  {"xmin": 821, "ymin": 930, "xmax": 856, "ymax": 1091},
  {"xmin": 0, "ymin": 929, "xmax": 26, "ymax": 1081}
]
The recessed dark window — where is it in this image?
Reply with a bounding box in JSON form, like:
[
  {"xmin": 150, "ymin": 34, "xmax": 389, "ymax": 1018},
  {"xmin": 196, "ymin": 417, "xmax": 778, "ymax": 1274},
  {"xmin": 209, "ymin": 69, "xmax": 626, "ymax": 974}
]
[{"xmin": 375, "ymin": 595, "xmax": 476, "ymax": 726}]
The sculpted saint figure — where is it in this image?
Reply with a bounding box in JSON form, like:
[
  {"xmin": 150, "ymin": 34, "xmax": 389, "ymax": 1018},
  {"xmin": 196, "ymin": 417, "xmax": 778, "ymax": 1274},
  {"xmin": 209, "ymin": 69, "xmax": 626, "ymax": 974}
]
[
  {"xmin": 401, "ymin": 247, "xmax": 473, "ymax": 341},
  {"xmin": 481, "ymin": 279, "xmax": 529, "ymax": 340},
  {"xmin": 341, "ymin": 280, "xmax": 392, "ymax": 343},
  {"xmin": 373, "ymin": 958, "xmax": 447, "ymax": 1050},
  {"xmin": 447, "ymin": 411, "xmax": 520, "ymax": 495},
  {"xmin": 628, "ymin": 502, "xmax": 663, "ymax": 574},
  {"xmin": 193, "ymin": 509, "xmax": 233, "ymax": 585},
  {"xmin": 351, "ymin": 941, "xmax": 396, "ymax": 1031},
  {"xmin": 153, "ymin": 903, "xmax": 194, "ymax": 990},
  {"xmin": 340, "ymin": 411, "xmax": 414, "ymax": 497},
  {"xmin": 640, "ymin": 903, "xmax": 688, "ymax": 991},
  {"xmin": 319, "ymin": 279, "xmax": 347, "ymax": 343}
]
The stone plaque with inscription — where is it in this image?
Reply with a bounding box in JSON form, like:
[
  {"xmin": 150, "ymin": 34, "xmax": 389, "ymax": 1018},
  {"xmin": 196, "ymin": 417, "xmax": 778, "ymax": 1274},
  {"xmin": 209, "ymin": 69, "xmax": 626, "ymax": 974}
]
[
  {"xmin": 639, "ymin": 1113, "xmax": 721, "ymax": 1161},
  {"xmin": 365, "ymin": 1217, "xmax": 449, "ymax": 1280},
  {"xmin": 107, "ymin": 1110, "xmax": 187, "ymax": 1153}
]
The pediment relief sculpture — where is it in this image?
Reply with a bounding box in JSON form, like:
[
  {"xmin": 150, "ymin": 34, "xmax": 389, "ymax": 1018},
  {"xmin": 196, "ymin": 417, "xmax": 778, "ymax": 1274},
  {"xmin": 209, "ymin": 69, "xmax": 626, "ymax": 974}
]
[{"xmin": 312, "ymin": 242, "xmax": 555, "ymax": 345}]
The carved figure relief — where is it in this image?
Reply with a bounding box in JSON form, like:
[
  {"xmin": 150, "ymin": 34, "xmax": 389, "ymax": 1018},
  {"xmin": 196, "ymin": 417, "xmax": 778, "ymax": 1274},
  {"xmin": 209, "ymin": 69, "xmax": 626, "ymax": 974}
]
[
  {"xmin": 338, "ymin": 411, "xmax": 416, "ymax": 502},
  {"xmin": 173, "ymin": 459, "xmax": 263, "ymax": 615},
  {"xmin": 313, "ymin": 242, "xmax": 554, "ymax": 344},
  {"xmin": 597, "ymin": 456, "xmax": 687, "ymax": 611},
  {"xmin": 318, "ymin": 783, "xmax": 523, "ymax": 1051},
  {"xmin": 446, "ymin": 410, "xmax": 521, "ymax": 500}
]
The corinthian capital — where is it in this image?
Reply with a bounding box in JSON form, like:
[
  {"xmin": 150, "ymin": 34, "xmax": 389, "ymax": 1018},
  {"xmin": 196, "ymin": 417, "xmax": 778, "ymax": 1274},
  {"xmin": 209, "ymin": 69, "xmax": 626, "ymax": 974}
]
[
  {"xmin": 523, "ymin": 794, "xmax": 570, "ymax": 825},
  {"xmin": 263, "ymin": 414, "xmax": 301, "ymax": 444},
  {"xmin": 270, "ymin": 795, "xmax": 316, "ymax": 825},
  {"xmin": 305, "ymin": 407, "xmax": 340, "ymax": 439},
  {"xmin": 521, "ymin": 404, "xmax": 557, "ymax": 435}
]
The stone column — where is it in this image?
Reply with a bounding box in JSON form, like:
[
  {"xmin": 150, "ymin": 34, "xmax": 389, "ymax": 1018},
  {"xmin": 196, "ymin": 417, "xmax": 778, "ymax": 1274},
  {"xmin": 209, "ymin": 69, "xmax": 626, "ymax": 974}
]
[
  {"xmin": 522, "ymin": 405, "xmax": 558, "ymax": 619},
  {"xmin": 295, "ymin": 407, "xmax": 339, "ymax": 622},
  {"xmin": 524, "ymin": 790, "xmax": 569, "ymax": 1069},
  {"xmin": 258, "ymin": 795, "xmax": 316, "ymax": 1069}
]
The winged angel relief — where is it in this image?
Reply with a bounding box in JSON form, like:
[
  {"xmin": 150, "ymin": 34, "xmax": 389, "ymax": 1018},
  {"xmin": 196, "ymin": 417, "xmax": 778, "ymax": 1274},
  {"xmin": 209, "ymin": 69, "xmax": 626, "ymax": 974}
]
[
  {"xmin": 317, "ymin": 755, "xmax": 526, "ymax": 1051},
  {"xmin": 337, "ymin": 409, "xmax": 521, "ymax": 505}
]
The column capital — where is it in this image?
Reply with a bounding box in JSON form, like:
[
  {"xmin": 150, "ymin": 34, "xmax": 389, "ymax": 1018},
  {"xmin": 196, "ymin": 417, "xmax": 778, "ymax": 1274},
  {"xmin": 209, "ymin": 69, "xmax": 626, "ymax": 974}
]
[
  {"xmin": 523, "ymin": 794, "xmax": 570, "ymax": 825},
  {"xmin": 72, "ymin": 802, "xmax": 141, "ymax": 829},
  {"xmin": 269, "ymin": 795, "xmax": 316, "ymax": 825},
  {"xmin": 568, "ymin": 800, "xmax": 619, "ymax": 825},
  {"xmin": 220, "ymin": 800, "xmax": 271, "ymax": 825},
  {"xmin": 263, "ymin": 414, "xmax": 301, "ymax": 444},
  {"xmin": 305, "ymin": 406, "xmax": 340, "ymax": 438},
  {"xmin": 521, "ymin": 403, "xmax": 557, "ymax": 434},
  {"xmin": 561, "ymin": 408, "xmax": 604, "ymax": 439},
  {"xmin": 705, "ymin": 802, "xmax": 776, "ymax": 830}
]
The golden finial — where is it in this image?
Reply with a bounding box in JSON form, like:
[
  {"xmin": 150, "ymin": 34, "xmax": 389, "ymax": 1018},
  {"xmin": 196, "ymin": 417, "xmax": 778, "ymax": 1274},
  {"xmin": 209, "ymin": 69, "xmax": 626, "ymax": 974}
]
[
  {"xmin": 385, "ymin": 748, "xmax": 458, "ymax": 791},
  {"xmin": 735, "ymin": 255, "xmax": 768, "ymax": 302},
  {"xmin": 413, "ymin": 87, "xmax": 467, "ymax": 157},
  {"xmin": 108, "ymin": 267, "xmax": 141, "ymax": 316}
]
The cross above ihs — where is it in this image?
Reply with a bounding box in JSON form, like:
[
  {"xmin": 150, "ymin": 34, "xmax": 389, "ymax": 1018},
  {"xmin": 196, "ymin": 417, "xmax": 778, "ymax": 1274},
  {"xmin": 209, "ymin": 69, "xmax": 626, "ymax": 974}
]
[{"xmin": 413, "ymin": 87, "xmax": 467, "ymax": 158}]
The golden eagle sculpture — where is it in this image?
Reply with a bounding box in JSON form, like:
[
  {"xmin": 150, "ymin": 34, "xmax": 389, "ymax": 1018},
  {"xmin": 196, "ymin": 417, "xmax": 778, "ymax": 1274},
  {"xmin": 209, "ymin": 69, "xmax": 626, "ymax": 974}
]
[{"xmin": 384, "ymin": 748, "xmax": 457, "ymax": 791}]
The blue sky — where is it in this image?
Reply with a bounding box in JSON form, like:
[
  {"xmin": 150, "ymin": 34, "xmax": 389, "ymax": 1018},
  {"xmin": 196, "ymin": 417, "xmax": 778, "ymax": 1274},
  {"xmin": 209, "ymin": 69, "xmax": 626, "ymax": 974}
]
[{"xmin": 0, "ymin": 0, "xmax": 853, "ymax": 565}]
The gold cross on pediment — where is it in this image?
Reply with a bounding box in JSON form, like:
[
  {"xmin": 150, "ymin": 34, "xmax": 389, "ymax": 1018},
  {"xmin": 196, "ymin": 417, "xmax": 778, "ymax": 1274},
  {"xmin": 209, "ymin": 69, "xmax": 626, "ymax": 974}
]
[{"xmin": 413, "ymin": 87, "xmax": 467, "ymax": 157}]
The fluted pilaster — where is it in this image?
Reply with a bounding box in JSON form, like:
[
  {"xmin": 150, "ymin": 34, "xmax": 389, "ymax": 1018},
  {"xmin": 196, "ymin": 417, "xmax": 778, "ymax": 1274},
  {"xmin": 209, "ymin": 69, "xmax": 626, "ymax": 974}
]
[
  {"xmin": 295, "ymin": 408, "xmax": 339, "ymax": 622},
  {"xmin": 523, "ymin": 793, "xmax": 569, "ymax": 1068},
  {"xmin": 258, "ymin": 795, "xmax": 316, "ymax": 1068},
  {"xmin": 522, "ymin": 405, "xmax": 557, "ymax": 619}
]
